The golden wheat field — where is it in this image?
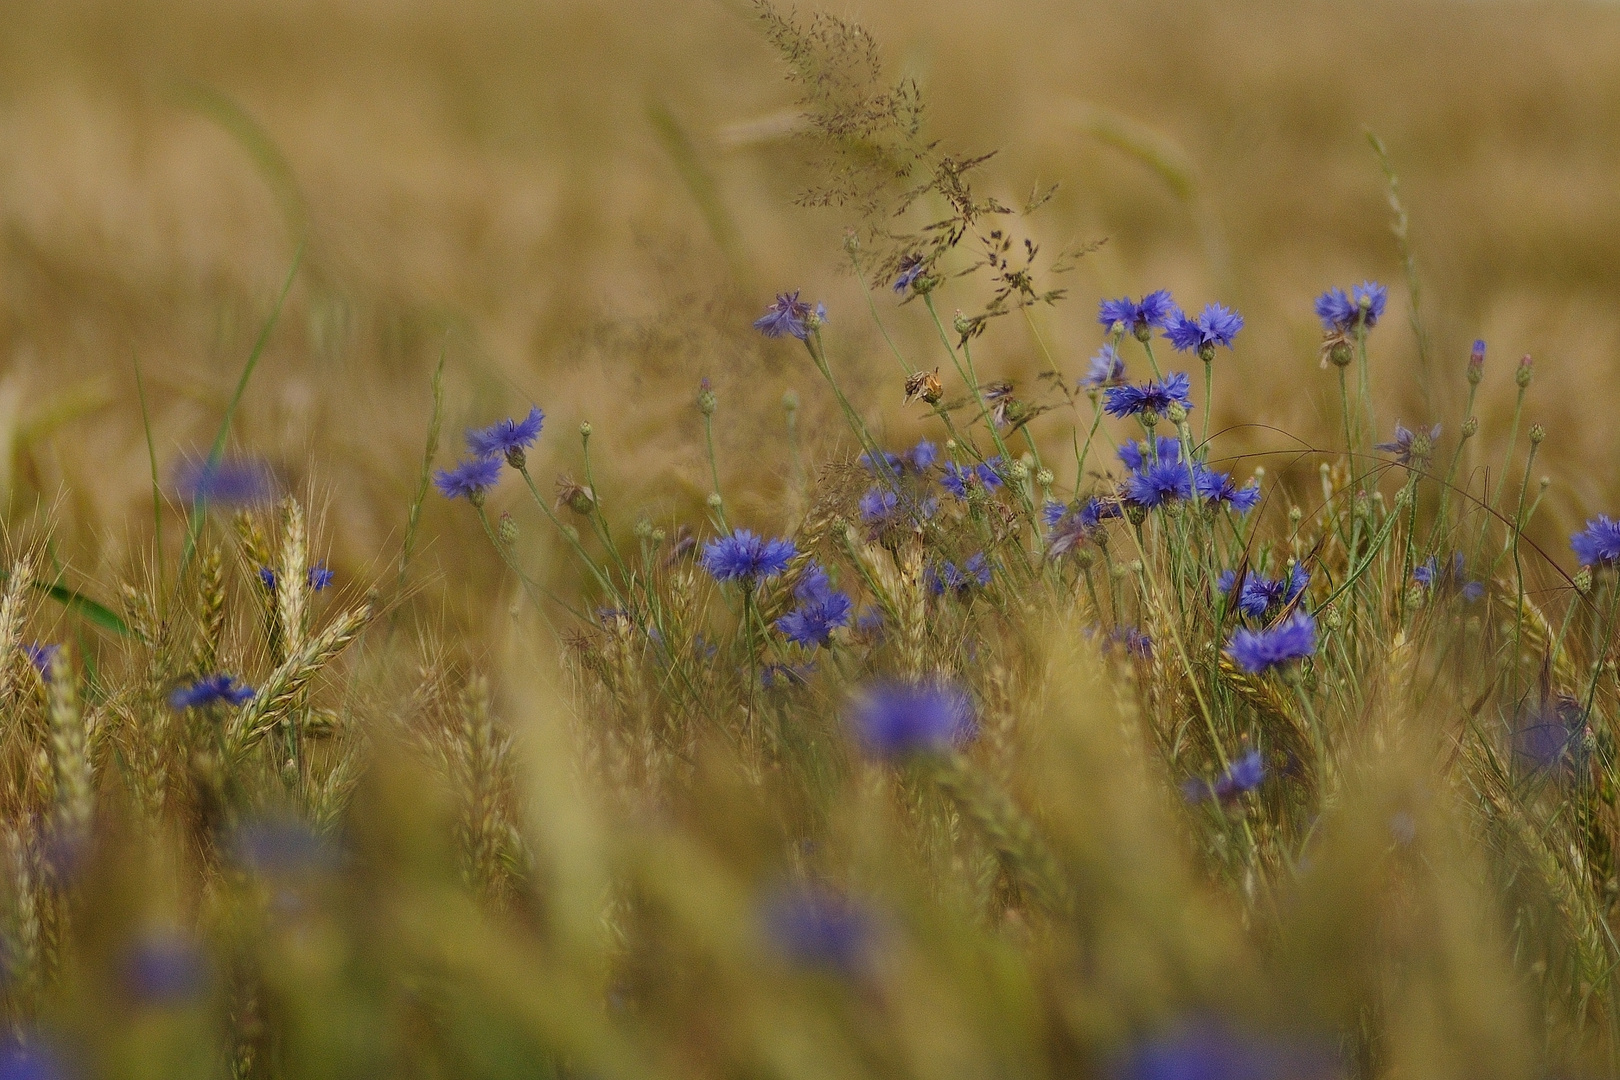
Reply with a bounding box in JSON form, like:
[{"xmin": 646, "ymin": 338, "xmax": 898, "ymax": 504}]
[{"xmin": 2, "ymin": 0, "xmax": 1618, "ymax": 620}]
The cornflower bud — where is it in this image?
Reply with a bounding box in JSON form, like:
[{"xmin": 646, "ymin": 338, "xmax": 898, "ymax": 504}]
[
  {"xmin": 706, "ymin": 492, "xmax": 723, "ymax": 511},
  {"xmin": 1288, "ymin": 506, "xmax": 1303, "ymax": 527},
  {"xmin": 944, "ymin": 439, "xmax": 958, "ymax": 453},
  {"xmin": 1539, "ymin": 476, "xmax": 1550, "ymax": 492},
  {"xmin": 782, "ymin": 389, "xmax": 799, "ymax": 413},
  {"xmin": 1074, "ymin": 547, "xmax": 1094, "ymax": 569},
  {"xmin": 1166, "ymin": 402, "xmax": 1189, "ymax": 425},
  {"xmin": 697, "ymin": 379, "xmax": 717, "ymax": 416},
  {"xmin": 1327, "ymin": 338, "xmax": 1353, "ymax": 368},
  {"xmin": 1110, "ymin": 562, "xmax": 1130, "ymax": 582},
  {"xmin": 1133, "ymin": 321, "xmax": 1153, "ymax": 344},
  {"xmin": 842, "ymin": 229, "xmax": 860, "ymax": 255},
  {"xmin": 952, "ymin": 310, "xmax": 972, "ymax": 337},
  {"xmin": 1140, "ymin": 410, "xmax": 1159, "ymax": 431},
  {"xmin": 1125, "ymin": 502, "xmax": 1149, "ymax": 526},
  {"xmin": 1515, "ymin": 354, "xmax": 1534, "ymax": 388},
  {"xmin": 1575, "ymin": 566, "xmax": 1593, "ymax": 595},
  {"xmin": 497, "ymin": 512, "xmax": 518, "ymax": 546},
  {"xmin": 1035, "ymin": 468, "xmax": 1054, "ymax": 487},
  {"xmin": 634, "ymin": 518, "xmax": 654, "ymax": 540},
  {"xmin": 1409, "ymin": 428, "xmax": 1434, "ymax": 465},
  {"xmin": 1005, "ymin": 460, "xmax": 1029, "ymax": 482},
  {"xmin": 1322, "ymin": 603, "xmax": 1343, "ymax": 631},
  {"xmin": 1461, "ymin": 416, "xmax": 1479, "ymax": 439},
  {"xmin": 1467, "ymin": 339, "xmax": 1485, "ymax": 385},
  {"xmin": 579, "ymin": 421, "xmax": 593, "ymax": 439},
  {"xmin": 1529, "ymin": 423, "xmax": 1545, "ymax": 445},
  {"xmin": 651, "ymin": 528, "xmax": 666, "ymax": 545}
]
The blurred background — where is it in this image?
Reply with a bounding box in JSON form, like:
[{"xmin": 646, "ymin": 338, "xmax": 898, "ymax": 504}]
[{"xmin": 2, "ymin": 0, "xmax": 1617, "ymax": 619}]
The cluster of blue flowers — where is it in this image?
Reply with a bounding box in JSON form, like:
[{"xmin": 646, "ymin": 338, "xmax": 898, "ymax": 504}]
[
  {"xmin": 925, "ymin": 554, "xmax": 991, "ymax": 597},
  {"xmin": 776, "ymin": 564, "xmax": 853, "ymax": 648},
  {"xmin": 1314, "ymin": 281, "xmax": 1388, "ymax": 333},
  {"xmin": 435, "ymin": 406, "xmax": 545, "ymax": 503},
  {"xmin": 258, "ymin": 562, "xmax": 334, "ymax": 592},
  {"xmin": 1413, "ymin": 552, "xmax": 1484, "ymax": 602},
  {"xmin": 1113, "ymin": 438, "xmax": 1261, "ymax": 515},
  {"xmin": 1217, "ymin": 563, "xmax": 1310, "ymax": 620}
]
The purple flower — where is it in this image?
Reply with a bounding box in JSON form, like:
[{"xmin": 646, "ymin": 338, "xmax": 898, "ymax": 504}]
[
  {"xmin": 1194, "ymin": 467, "xmax": 1261, "ymax": 513},
  {"xmin": 466, "ymin": 406, "xmax": 544, "ymax": 461},
  {"xmin": 1117, "ymin": 1018, "xmax": 1338, "ymax": 1080},
  {"xmin": 1224, "ymin": 612, "xmax": 1316, "ymax": 674},
  {"xmin": 892, "ymin": 254, "xmax": 926, "ymax": 295},
  {"xmin": 1117, "ymin": 437, "xmax": 1182, "ymax": 472},
  {"xmin": 700, "ymin": 529, "xmax": 796, "ymax": 584},
  {"xmin": 1107, "ymin": 626, "xmax": 1153, "ymax": 658},
  {"xmin": 260, "ymin": 564, "xmax": 335, "ymax": 592},
  {"xmin": 1315, "ymin": 280, "xmax": 1388, "ymax": 333},
  {"xmin": 858, "ymin": 449, "xmax": 902, "ymax": 475},
  {"xmin": 1414, "ymin": 552, "xmax": 1483, "ymax": 602},
  {"xmin": 433, "ymin": 457, "xmax": 504, "ymax": 501},
  {"xmin": 760, "ymin": 886, "xmax": 875, "ymax": 973},
  {"xmin": 754, "ymin": 291, "xmax": 821, "ymax": 339},
  {"xmin": 1125, "ymin": 460, "xmax": 1193, "ymax": 508},
  {"xmin": 1081, "ymin": 344, "xmax": 1126, "ymax": 389},
  {"xmin": 1374, "ymin": 422, "xmax": 1440, "ymax": 466},
  {"xmin": 939, "ymin": 459, "xmax": 1003, "ymax": 499},
  {"xmin": 168, "ymin": 675, "xmax": 254, "ymax": 711},
  {"xmin": 1098, "ymin": 290, "xmax": 1175, "ymax": 337},
  {"xmin": 926, "ymin": 554, "xmax": 991, "ymax": 596},
  {"xmin": 902, "ymin": 440, "xmax": 937, "ymax": 472},
  {"xmin": 859, "ymin": 487, "xmax": 898, "ymax": 525},
  {"xmin": 1163, "ymin": 303, "xmax": 1243, "ymax": 357},
  {"xmin": 121, "ymin": 929, "xmax": 207, "ymax": 1004},
  {"xmin": 850, "ymin": 679, "xmax": 977, "ymax": 759},
  {"xmin": 1572, "ymin": 516, "xmax": 1620, "ymax": 566},
  {"xmin": 24, "ymin": 643, "xmax": 59, "ymax": 677},
  {"xmin": 172, "ymin": 456, "xmax": 277, "ymax": 507},
  {"xmin": 776, "ymin": 563, "xmax": 853, "ymax": 647},
  {"xmin": 1513, "ymin": 696, "xmax": 1588, "ymax": 776},
  {"xmin": 230, "ymin": 818, "xmax": 342, "ymax": 876},
  {"xmin": 1103, "ymin": 373, "xmax": 1193, "ymax": 419},
  {"xmin": 1183, "ymin": 749, "xmax": 1265, "ymax": 803},
  {"xmin": 1046, "ymin": 499, "xmax": 1111, "ymax": 559},
  {"xmin": 1218, "ymin": 564, "xmax": 1308, "ymax": 619}
]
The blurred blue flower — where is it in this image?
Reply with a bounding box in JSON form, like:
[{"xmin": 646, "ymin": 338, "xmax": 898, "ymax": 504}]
[
  {"xmin": 466, "ymin": 406, "xmax": 544, "ymax": 460},
  {"xmin": 1375, "ymin": 421, "xmax": 1440, "ymax": 466},
  {"xmin": 926, "ymin": 554, "xmax": 991, "ymax": 596},
  {"xmin": 754, "ymin": 291, "xmax": 817, "ymax": 339},
  {"xmin": 1315, "ymin": 281, "xmax": 1388, "ymax": 333},
  {"xmin": 1413, "ymin": 552, "xmax": 1483, "ymax": 602},
  {"xmin": 259, "ymin": 564, "xmax": 335, "ymax": 592},
  {"xmin": 1104, "ymin": 373, "xmax": 1193, "ymax": 419},
  {"xmin": 940, "ymin": 459, "xmax": 1004, "ymax": 499},
  {"xmin": 1117, "ymin": 437, "xmax": 1183, "ymax": 472},
  {"xmin": 1164, "ymin": 303, "xmax": 1243, "ymax": 355},
  {"xmin": 760, "ymin": 886, "xmax": 875, "ymax": 974},
  {"xmin": 433, "ymin": 457, "xmax": 503, "ymax": 501},
  {"xmin": 23, "ymin": 644, "xmax": 59, "ymax": 678},
  {"xmin": 1572, "ymin": 515, "xmax": 1620, "ymax": 566},
  {"xmin": 230, "ymin": 818, "xmax": 341, "ymax": 876},
  {"xmin": 121, "ymin": 929, "xmax": 207, "ymax": 1005},
  {"xmin": 1183, "ymin": 749, "xmax": 1265, "ymax": 803},
  {"xmin": 1513, "ymin": 696, "xmax": 1588, "ymax": 778},
  {"xmin": 903, "ymin": 439, "xmax": 937, "ymax": 472},
  {"xmin": 851, "ymin": 679, "xmax": 977, "ymax": 760},
  {"xmin": 700, "ymin": 530, "xmax": 796, "ymax": 584},
  {"xmin": 859, "ymin": 487, "xmax": 898, "ymax": 525},
  {"xmin": 168, "ymin": 675, "xmax": 254, "ymax": 711},
  {"xmin": 1098, "ymin": 291, "xmax": 1175, "ymax": 335},
  {"xmin": 1116, "ymin": 1018, "xmax": 1338, "ymax": 1080},
  {"xmin": 0, "ymin": 1042, "xmax": 67, "ymax": 1080},
  {"xmin": 1082, "ymin": 344, "xmax": 1127, "ymax": 388},
  {"xmin": 1108, "ymin": 626, "xmax": 1153, "ymax": 659},
  {"xmin": 1225, "ymin": 612, "xmax": 1316, "ymax": 674},
  {"xmin": 892, "ymin": 254, "xmax": 926, "ymax": 294},
  {"xmin": 776, "ymin": 563, "xmax": 853, "ymax": 647},
  {"xmin": 172, "ymin": 456, "xmax": 277, "ymax": 507}
]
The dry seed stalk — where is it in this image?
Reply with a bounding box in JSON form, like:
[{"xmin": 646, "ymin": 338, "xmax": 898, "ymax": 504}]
[
  {"xmin": 231, "ymin": 601, "xmax": 374, "ymax": 751},
  {"xmin": 0, "ymin": 558, "xmax": 34, "ymax": 709},
  {"xmin": 193, "ymin": 544, "xmax": 228, "ymax": 674},
  {"xmin": 277, "ymin": 498, "xmax": 310, "ymax": 657},
  {"xmin": 46, "ymin": 648, "xmax": 92, "ymax": 842}
]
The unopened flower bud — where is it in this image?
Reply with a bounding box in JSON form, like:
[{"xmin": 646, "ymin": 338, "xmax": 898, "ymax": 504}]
[
  {"xmin": 651, "ymin": 527, "xmax": 666, "ymax": 544},
  {"xmin": 1288, "ymin": 505, "xmax": 1303, "ymax": 526},
  {"xmin": 782, "ymin": 389, "xmax": 799, "ymax": 413},
  {"xmin": 1322, "ymin": 603, "xmax": 1343, "ymax": 631},
  {"xmin": 1125, "ymin": 502, "xmax": 1149, "ymax": 526},
  {"xmin": 579, "ymin": 421, "xmax": 593, "ymax": 438},
  {"xmin": 952, "ymin": 310, "xmax": 972, "ymax": 337},
  {"xmin": 1575, "ymin": 566, "xmax": 1594, "ymax": 595},
  {"xmin": 1328, "ymin": 340, "xmax": 1354, "ymax": 368},
  {"xmin": 706, "ymin": 492, "xmax": 723, "ymax": 511},
  {"xmin": 697, "ymin": 380, "xmax": 717, "ymax": 416},
  {"xmin": 1035, "ymin": 468, "xmax": 1054, "ymax": 488},
  {"xmin": 1461, "ymin": 416, "xmax": 1479, "ymax": 439},
  {"xmin": 944, "ymin": 439, "xmax": 958, "ymax": 453},
  {"xmin": 1529, "ymin": 423, "xmax": 1545, "ymax": 445},
  {"xmin": 1140, "ymin": 410, "xmax": 1159, "ymax": 431},
  {"xmin": 1539, "ymin": 475, "xmax": 1550, "ymax": 491},
  {"xmin": 1166, "ymin": 402, "xmax": 1189, "ymax": 425},
  {"xmin": 1074, "ymin": 547, "xmax": 1094, "ymax": 569},
  {"xmin": 497, "ymin": 511, "xmax": 518, "ymax": 545},
  {"xmin": 842, "ymin": 229, "xmax": 860, "ymax": 255},
  {"xmin": 1467, "ymin": 339, "xmax": 1485, "ymax": 384},
  {"xmin": 1006, "ymin": 460, "xmax": 1028, "ymax": 482},
  {"xmin": 634, "ymin": 518, "xmax": 654, "ymax": 540},
  {"xmin": 1516, "ymin": 354, "xmax": 1534, "ymax": 387}
]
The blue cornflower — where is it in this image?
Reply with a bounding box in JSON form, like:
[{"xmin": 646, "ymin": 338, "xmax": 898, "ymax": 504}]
[
  {"xmin": 1375, "ymin": 421, "xmax": 1440, "ymax": 466},
  {"xmin": 776, "ymin": 563, "xmax": 853, "ymax": 647},
  {"xmin": 259, "ymin": 564, "xmax": 335, "ymax": 592},
  {"xmin": 168, "ymin": 675, "xmax": 254, "ymax": 711},
  {"xmin": 466, "ymin": 406, "xmax": 544, "ymax": 462},
  {"xmin": 172, "ymin": 456, "xmax": 277, "ymax": 507},
  {"xmin": 1572, "ymin": 516, "xmax": 1620, "ymax": 566},
  {"xmin": 1042, "ymin": 500, "xmax": 1067, "ymax": 528},
  {"xmin": 700, "ymin": 529, "xmax": 796, "ymax": 584},
  {"xmin": 1098, "ymin": 290, "xmax": 1175, "ymax": 338},
  {"xmin": 759, "ymin": 886, "xmax": 875, "ymax": 974},
  {"xmin": 892, "ymin": 254, "xmax": 926, "ymax": 295},
  {"xmin": 1163, "ymin": 303, "xmax": 1243, "ymax": 358},
  {"xmin": 939, "ymin": 459, "xmax": 1003, "ymax": 499},
  {"xmin": 926, "ymin": 554, "xmax": 991, "ymax": 596},
  {"xmin": 1414, "ymin": 552, "xmax": 1484, "ymax": 602},
  {"xmin": 1117, "ymin": 436, "xmax": 1182, "ymax": 472},
  {"xmin": 903, "ymin": 439, "xmax": 937, "ymax": 472},
  {"xmin": 850, "ymin": 679, "xmax": 977, "ymax": 760},
  {"xmin": 1513, "ymin": 696, "xmax": 1589, "ymax": 777},
  {"xmin": 859, "ymin": 487, "xmax": 898, "ymax": 525},
  {"xmin": 1183, "ymin": 749, "xmax": 1266, "ymax": 803},
  {"xmin": 1107, "ymin": 626, "xmax": 1153, "ymax": 659},
  {"xmin": 858, "ymin": 449, "xmax": 902, "ymax": 475},
  {"xmin": 1224, "ymin": 611, "xmax": 1316, "ymax": 674},
  {"xmin": 121, "ymin": 929, "xmax": 207, "ymax": 1005},
  {"xmin": 1218, "ymin": 564, "xmax": 1308, "ymax": 619},
  {"xmin": 1315, "ymin": 281, "xmax": 1388, "ymax": 333},
  {"xmin": 24, "ymin": 643, "xmax": 59, "ymax": 677},
  {"xmin": 1125, "ymin": 460, "xmax": 1193, "ymax": 508},
  {"xmin": 1103, "ymin": 373, "xmax": 1193, "ymax": 419},
  {"xmin": 433, "ymin": 457, "xmax": 504, "ymax": 502},
  {"xmin": 754, "ymin": 291, "xmax": 821, "ymax": 339},
  {"xmin": 1081, "ymin": 344, "xmax": 1126, "ymax": 389},
  {"xmin": 1117, "ymin": 1018, "xmax": 1337, "ymax": 1080},
  {"xmin": 1194, "ymin": 467, "xmax": 1261, "ymax": 513}
]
